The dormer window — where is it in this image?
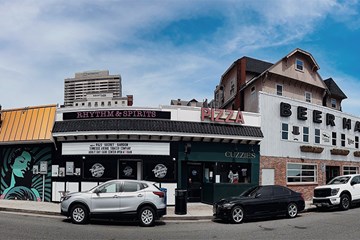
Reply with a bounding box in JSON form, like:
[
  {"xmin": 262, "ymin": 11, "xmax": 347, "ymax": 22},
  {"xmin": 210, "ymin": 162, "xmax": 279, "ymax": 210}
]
[
  {"xmin": 331, "ymin": 98, "xmax": 337, "ymax": 108},
  {"xmin": 296, "ymin": 59, "xmax": 304, "ymax": 71},
  {"xmin": 251, "ymin": 86, "xmax": 256, "ymax": 95}
]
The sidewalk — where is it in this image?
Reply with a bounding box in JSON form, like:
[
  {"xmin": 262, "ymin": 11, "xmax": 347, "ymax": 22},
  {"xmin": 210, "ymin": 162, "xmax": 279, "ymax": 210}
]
[{"xmin": 0, "ymin": 199, "xmax": 315, "ymax": 221}]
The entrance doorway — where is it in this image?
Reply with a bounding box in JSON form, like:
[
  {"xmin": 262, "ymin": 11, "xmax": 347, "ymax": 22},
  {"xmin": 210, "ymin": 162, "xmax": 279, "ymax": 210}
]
[
  {"xmin": 187, "ymin": 163, "xmax": 203, "ymax": 202},
  {"xmin": 326, "ymin": 166, "xmax": 340, "ymax": 183}
]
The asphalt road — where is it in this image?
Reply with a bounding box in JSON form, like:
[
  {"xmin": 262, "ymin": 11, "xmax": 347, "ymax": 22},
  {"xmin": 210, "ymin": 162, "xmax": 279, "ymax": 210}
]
[{"xmin": 1, "ymin": 207, "xmax": 360, "ymax": 240}]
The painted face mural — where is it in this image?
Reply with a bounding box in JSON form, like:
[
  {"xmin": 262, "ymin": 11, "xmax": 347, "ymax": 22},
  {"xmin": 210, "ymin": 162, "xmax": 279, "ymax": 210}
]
[{"xmin": 0, "ymin": 147, "xmax": 52, "ymax": 202}]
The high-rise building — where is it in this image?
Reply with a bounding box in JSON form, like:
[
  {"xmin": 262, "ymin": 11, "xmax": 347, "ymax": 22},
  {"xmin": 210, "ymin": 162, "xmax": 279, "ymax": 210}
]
[{"xmin": 64, "ymin": 70, "xmax": 122, "ymax": 107}]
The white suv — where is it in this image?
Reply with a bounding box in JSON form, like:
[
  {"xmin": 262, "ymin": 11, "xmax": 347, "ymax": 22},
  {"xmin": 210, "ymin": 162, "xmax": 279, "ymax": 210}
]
[
  {"xmin": 313, "ymin": 174, "xmax": 360, "ymax": 210},
  {"xmin": 61, "ymin": 179, "xmax": 166, "ymax": 227}
]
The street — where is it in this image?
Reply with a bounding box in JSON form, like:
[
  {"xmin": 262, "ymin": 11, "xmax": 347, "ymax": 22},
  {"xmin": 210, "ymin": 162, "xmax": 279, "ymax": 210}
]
[{"xmin": 1, "ymin": 207, "xmax": 360, "ymax": 240}]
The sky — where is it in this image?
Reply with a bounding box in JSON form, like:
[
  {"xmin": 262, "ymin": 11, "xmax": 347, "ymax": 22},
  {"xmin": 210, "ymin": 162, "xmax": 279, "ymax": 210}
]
[{"xmin": 1, "ymin": 0, "xmax": 360, "ymax": 116}]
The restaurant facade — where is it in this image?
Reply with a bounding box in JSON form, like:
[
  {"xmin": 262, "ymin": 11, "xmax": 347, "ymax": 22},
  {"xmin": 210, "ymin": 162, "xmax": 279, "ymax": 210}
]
[{"xmin": 51, "ymin": 105, "xmax": 263, "ymax": 204}]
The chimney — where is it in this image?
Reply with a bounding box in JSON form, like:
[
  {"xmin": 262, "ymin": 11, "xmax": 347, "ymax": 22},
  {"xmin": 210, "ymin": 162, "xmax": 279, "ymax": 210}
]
[{"xmin": 127, "ymin": 95, "xmax": 133, "ymax": 106}]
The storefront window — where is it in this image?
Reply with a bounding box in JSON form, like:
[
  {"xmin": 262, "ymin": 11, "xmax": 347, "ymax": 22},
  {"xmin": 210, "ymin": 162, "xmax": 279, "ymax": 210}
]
[
  {"xmin": 143, "ymin": 160, "xmax": 175, "ymax": 182},
  {"xmin": 119, "ymin": 161, "xmax": 138, "ymax": 180},
  {"xmin": 287, "ymin": 163, "xmax": 317, "ymax": 183},
  {"xmin": 206, "ymin": 162, "xmax": 251, "ymax": 184},
  {"xmin": 343, "ymin": 166, "xmax": 359, "ymax": 175}
]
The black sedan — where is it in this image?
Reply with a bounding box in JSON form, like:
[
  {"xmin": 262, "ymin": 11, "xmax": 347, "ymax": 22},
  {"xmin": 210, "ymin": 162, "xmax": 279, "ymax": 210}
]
[{"xmin": 213, "ymin": 185, "xmax": 305, "ymax": 223}]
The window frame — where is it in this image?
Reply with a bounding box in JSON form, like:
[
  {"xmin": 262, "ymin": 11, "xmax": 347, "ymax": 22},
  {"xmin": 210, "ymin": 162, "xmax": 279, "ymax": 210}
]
[
  {"xmin": 281, "ymin": 123, "xmax": 289, "ymax": 140},
  {"xmin": 315, "ymin": 128, "xmax": 320, "ymax": 144},
  {"xmin": 287, "ymin": 163, "xmax": 317, "ymax": 184},
  {"xmin": 331, "ymin": 98, "xmax": 337, "ymax": 108},
  {"xmin": 250, "ymin": 85, "xmax": 256, "ymax": 95},
  {"xmin": 295, "ymin": 58, "xmax": 304, "ymax": 71},
  {"xmin": 276, "ymin": 84, "xmax": 283, "ymax": 96},
  {"xmin": 303, "ymin": 126, "xmax": 309, "ymax": 142},
  {"xmin": 305, "ymin": 92, "xmax": 312, "ymax": 103},
  {"xmin": 341, "ymin": 134, "xmax": 346, "ymax": 147},
  {"xmin": 343, "ymin": 166, "xmax": 359, "ymax": 175}
]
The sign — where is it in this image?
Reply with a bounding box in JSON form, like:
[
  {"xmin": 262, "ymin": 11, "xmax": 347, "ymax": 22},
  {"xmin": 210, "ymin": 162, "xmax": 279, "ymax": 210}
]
[
  {"xmin": 152, "ymin": 164, "xmax": 168, "ymax": 178},
  {"xmin": 66, "ymin": 162, "xmax": 74, "ymax": 175},
  {"xmin": 201, "ymin": 108, "xmax": 245, "ymax": 124},
  {"xmin": 63, "ymin": 110, "xmax": 171, "ymax": 120},
  {"xmin": 62, "ymin": 142, "xmax": 170, "ymax": 156},
  {"xmin": 89, "ymin": 163, "xmax": 105, "ymax": 178},
  {"xmin": 40, "ymin": 161, "xmax": 48, "ymax": 174}
]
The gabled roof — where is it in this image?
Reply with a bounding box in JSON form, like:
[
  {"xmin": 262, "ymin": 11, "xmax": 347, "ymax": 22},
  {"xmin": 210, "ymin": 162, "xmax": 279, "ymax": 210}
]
[
  {"xmin": 0, "ymin": 105, "xmax": 56, "ymax": 144},
  {"xmin": 283, "ymin": 48, "xmax": 320, "ymax": 71},
  {"xmin": 324, "ymin": 78, "xmax": 347, "ymax": 99}
]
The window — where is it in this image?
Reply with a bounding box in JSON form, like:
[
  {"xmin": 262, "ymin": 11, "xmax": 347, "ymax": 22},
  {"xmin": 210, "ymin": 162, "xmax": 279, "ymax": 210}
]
[
  {"xmin": 108, "ymin": 101, "xmax": 111, "ymax": 106},
  {"xmin": 287, "ymin": 163, "xmax": 317, "ymax": 183},
  {"xmin": 251, "ymin": 86, "xmax": 256, "ymax": 95},
  {"xmin": 296, "ymin": 59, "xmax": 304, "ymax": 71},
  {"xmin": 98, "ymin": 182, "xmax": 120, "ymax": 193},
  {"xmin": 281, "ymin": 123, "xmax": 289, "ymax": 140},
  {"xmin": 82, "ymin": 103, "xmax": 85, "ymax": 106},
  {"xmin": 115, "ymin": 101, "xmax": 118, "ymax": 104},
  {"xmin": 75, "ymin": 103, "xmax": 78, "ymax": 106},
  {"xmin": 303, "ymin": 127, "xmax": 309, "ymax": 142},
  {"xmin": 95, "ymin": 102, "xmax": 98, "ymax": 107},
  {"xmin": 88, "ymin": 102, "xmax": 91, "ymax": 107},
  {"xmin": 206, "ymin": 162, "xmax": 252, "ymax": 184},
  {"xmin": 315, "ymin": 129, "xmax": 320, "ymax": 144},
  {"xmin": 343, "ymin": 166, "xmax": 359, "ymax": 175},
  {"xmin": 230, "ymin": 81, "xmax": 235, "ymax": 95},
  {"xmin": 101, "ymin": 102, "xmax": 104, "ymax": 106},
  {"xmin": 356, "ymin": 136, "xmax": 359, "ymax": 149},
  {"xmin": 332, "ymin": 132, "xmax": 337, "ymax": 146},
  {"xmin": 256, "ymin": 186, "xmax": 273, "ymax": 198},
  {"xmin": 276, "ymin": 84, "xmax": 283, "ymax": 96},
  {"xmin": 122, "ymin": 182, "xmax": 145, "ymax": 192},
  {"xmin": 273, "ymin": 186, "xmax": 291, "ymax": 196},
  {"xmin": 305, "ymin": 92, "xmax": 311, "ymax": 103},
  {"xmin": 341, "ymin": 134, "xmax": 345, "ymax": 147},
  {"xmin": 331, "ymin": 98, "xmax": 337, "ymax": 108}
]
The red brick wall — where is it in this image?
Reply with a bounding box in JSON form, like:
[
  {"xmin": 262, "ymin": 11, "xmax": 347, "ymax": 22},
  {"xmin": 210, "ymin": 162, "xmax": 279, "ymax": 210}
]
[{"xmin": 260, "ymin": 156, "xmax": 360, "ymax": 200}]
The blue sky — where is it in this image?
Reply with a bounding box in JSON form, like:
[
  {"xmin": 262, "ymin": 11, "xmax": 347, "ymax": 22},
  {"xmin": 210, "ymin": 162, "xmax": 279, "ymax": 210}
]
[{"xmin": 1, "ymin": 0, "xmax": 360, "ymax": 115}]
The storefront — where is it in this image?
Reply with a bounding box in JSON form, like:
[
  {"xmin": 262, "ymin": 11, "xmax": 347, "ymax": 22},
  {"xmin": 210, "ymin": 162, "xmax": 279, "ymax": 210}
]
[
  {"xmin": 259, "ymin": 92, "xmax": 360, "ymax": 200},
  {"xmin": 0, "ymin": 105, "xmax": 56, "ymax": 202},
  {"xmin": 52, "ymin": 106, "xmax": 263, "ymax": 204}
]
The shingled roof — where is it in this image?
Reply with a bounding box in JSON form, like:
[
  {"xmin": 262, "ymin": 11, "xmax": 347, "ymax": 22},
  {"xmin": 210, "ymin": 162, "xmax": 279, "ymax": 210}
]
[
  {"xmin": 245, "ymin": 57, "xmax": 273, "ymax": 74},
  {"xmin": 53, "ymin": 119, "xmax": 263, "ymax": 140},
  {"xmin": 324, "ymin": 78, "xmax": 347, "ymax": 99}
]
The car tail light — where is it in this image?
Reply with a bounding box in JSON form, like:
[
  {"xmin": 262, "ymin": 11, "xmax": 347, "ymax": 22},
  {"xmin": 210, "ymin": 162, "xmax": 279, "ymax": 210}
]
[{"xmin": 153, "ymin": 191, "xmax": 165, "ymax": 198}]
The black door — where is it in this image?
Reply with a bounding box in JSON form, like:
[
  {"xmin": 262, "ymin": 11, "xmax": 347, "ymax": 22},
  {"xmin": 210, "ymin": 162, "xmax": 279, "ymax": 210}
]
[
  {"xmin": 187, "ymin": 163, "xmax": 203, "ymax": 202},
  {"xmin": 326, "ymin": 166, "xmax": 340, "ymax": 184}
]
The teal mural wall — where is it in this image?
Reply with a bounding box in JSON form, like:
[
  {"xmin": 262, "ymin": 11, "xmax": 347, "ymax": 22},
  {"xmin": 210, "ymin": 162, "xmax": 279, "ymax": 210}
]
[{"xmin": 0, "ymin": 145, "xmax": 53, "ymax": 202}]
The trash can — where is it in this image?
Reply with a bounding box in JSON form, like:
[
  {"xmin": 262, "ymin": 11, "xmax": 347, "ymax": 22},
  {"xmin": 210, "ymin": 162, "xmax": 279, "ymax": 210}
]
[
  {"xmin": 175, "ymin": 189, "xmax": 187, "ymax": 215},
  {"xmin": 160, "ymin": 188, "xmax": 167, "ymax": 205}
]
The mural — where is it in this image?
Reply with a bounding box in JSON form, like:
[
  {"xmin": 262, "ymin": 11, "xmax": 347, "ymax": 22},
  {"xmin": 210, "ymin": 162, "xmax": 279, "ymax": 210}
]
[{"xmin": 0, "ymin": 146, "xmax": 52, "ymax": 201}]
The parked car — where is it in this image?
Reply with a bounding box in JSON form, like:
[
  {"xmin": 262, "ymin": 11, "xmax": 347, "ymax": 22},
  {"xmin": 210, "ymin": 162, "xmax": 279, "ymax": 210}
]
[
  {"xmin": 313, "ymin": 174, "xmax": 360, "ymax": 210},
  {"xmin": 60, "ymin": 179, "xmax": 166, "ymax": 227},
  {"xmin": 213, "ymin": 185, "xmax": 305, "ymax": 224}
]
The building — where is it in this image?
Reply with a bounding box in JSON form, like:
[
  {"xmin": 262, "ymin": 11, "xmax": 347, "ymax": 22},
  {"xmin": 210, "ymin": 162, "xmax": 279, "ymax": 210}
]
[
  {"xmin": 64, "ymin": 70, "xmax": 122, "ymax": 107},
  {"xmin": 72, "ymin": 93, "xmax": 133, "ymax": 108},
  {"xmin": 0, "ymin": 105, "xmax": 57, "ymax": 202},
  {"xmin": 170, "ymin": 99, "xmax": 209, "ymax": 107},
  {"xmin": 215, "ymin": 48, "xmax": 358, "ymax": 200},
  {"xmin": 51, "ymin": 105, "xmax": 263, "ymax": 204}
]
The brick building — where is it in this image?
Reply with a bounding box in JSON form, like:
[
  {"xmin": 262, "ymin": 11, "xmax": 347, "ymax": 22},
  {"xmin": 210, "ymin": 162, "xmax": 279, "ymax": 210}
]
[{"xmin": 215, "ymin": 48, "xmax": 359, "ymax": 200}]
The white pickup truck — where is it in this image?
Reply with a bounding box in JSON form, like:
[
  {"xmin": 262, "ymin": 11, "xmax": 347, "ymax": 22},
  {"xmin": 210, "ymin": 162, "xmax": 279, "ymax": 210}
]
[{"xmin": 313, "ymin": 174, "xmax": 360, "ymax": 210}]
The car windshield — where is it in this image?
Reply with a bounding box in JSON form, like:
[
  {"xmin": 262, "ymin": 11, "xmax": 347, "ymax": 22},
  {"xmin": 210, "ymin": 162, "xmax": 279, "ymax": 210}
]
[
  {"xmin": 328, "ymin": 176, "xmax": 350, "ymax": 185},
  {"xmin": 240, "ymin": 186, "xmax": 260, "ymax": 197}
]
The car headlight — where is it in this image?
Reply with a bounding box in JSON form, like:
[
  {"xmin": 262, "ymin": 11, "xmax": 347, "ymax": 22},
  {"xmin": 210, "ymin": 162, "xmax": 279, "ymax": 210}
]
[
  {"xmin": 222, "ymin": 203, "xmax": 235, "ymax": 209},
  {"xmin": 61, "ymin": 195, "xmax": 72, "ymax": 202},
  {"xmin": 331, "ymin": 188, "xmax": 340, "ymax": 196}
]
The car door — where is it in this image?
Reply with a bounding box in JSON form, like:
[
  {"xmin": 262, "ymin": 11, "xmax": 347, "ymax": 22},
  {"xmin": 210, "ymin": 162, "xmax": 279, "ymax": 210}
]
[
  {"xmin": 246, "ymin": 186, "xmax": 274, "ymax": 216},
  {"xmin": 91, "ymin": 181, "xmax": 122, "ymax": 213},
  {"xmin": 119, "ymin": 181, "xmax": 145, "ymax": 213},
  {"xmin": 272, "ymin": 186, "xmax": 291, "ymax": 214},
  {"xmin": 350, "ymin": 176, "xmax": 360, "ymax": 200}
]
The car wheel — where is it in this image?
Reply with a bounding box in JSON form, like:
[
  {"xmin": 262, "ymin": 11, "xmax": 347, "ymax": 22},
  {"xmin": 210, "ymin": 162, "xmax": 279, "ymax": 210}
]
[
  {"xmin": 70, "ymin": 204, "xmax": 89, "ymax": 224},
  {"xmin": 231, "ymin": 206, "xmax": 244, "ymax": 224},
  {"xmin": 138, "ymin": 206, "xmax": 155, "ymax": 227},
  {"xmin": 339, "ymin": 194, "xmax": 350, "ymax": 211},
  {"xmin": 286, "ymin": 202, "xmax": 298, "ymax": 218}
]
